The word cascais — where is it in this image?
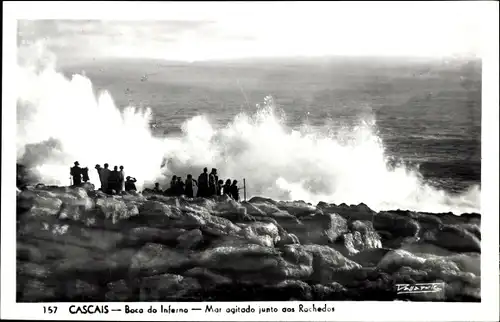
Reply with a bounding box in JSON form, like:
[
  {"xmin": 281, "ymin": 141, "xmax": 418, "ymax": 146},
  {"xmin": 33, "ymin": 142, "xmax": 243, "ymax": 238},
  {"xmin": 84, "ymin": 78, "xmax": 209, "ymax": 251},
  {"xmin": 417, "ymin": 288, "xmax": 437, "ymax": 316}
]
[{"xmin": 395, "ymin": 283, "xmax": 445, "ymax": 294}]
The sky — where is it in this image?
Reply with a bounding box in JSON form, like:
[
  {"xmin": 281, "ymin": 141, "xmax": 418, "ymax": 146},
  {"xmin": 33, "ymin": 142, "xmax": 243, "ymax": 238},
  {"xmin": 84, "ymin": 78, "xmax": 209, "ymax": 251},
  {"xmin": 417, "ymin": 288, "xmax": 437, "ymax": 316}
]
[{"xmin": 15, "ymin": 2, "xmax": 487, "ymax": 63}]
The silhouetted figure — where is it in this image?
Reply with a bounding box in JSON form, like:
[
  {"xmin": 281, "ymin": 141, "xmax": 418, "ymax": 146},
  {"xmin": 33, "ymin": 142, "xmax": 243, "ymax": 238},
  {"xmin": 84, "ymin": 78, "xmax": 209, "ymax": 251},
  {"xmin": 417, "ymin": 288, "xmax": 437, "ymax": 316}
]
[
  {"xmin": 70, "ymin": 161, "xmax": 82, "ymax": 186},
  {"xmin": 100, "ymin": 163, "xmax": 111, "ymax": 193},
  {"xmin": 125, "ymin": 176, "xmax": 137, "ymax": 192},
  {"xmin": 82, "ymin": 167, "xmax": 90, "ymax": 183},
  {"xmin": 197, "ymin": 168, "xmax": 209, "ymax": 197},
  {"xmin": 216, "ymin": 179, "xmax": 224, "ymax": 196},
  {"xmin": 118, "ymin": 166, "xmax": 125, "ymax": 193},
  {"xmin": 175, "ymin": 177, "xmax": 185, "ymax": 196},
  {"xmin": 230, "ymin": 180, "xmax": 240, "ymax": 201},
  {"xmin": 222, "ymin": 179, "xmax": 231, "ymax": 197},
  {"xmin": 184, "ymin": 174, "xmax": 197, "ymax": 198},
  {"xmin": 163, "ymin": 175, "xmax": 177, "ymax": 196},
  {"xmin": 209, "ymin": 168, "xmax": 218, "ymax": 196},
  {"xmin": 153, "ymin": 182, "xmax": 162, "ymax": 194},
  {"xmin": 95, "ymin": 164, "xmax": 103, "ymax": 190},
  {"xmin": 109, "ymin": 166, "xmax": 120, "ymax": 194}
]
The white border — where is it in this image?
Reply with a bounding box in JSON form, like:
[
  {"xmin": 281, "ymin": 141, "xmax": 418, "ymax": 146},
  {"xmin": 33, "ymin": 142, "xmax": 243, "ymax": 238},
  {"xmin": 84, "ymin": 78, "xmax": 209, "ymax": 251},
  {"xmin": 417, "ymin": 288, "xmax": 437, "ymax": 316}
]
[{"xmin": 2, "ymin": 2, "xmax": 499, "ymax": 321}]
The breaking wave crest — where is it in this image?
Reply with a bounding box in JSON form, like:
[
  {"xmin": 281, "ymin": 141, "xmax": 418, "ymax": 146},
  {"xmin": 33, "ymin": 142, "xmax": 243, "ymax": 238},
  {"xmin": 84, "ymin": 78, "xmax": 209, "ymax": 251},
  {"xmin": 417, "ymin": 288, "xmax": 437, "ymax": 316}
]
[{"xmin": 16, "ymin": 45, "xmax": 480, "ymax": 214}]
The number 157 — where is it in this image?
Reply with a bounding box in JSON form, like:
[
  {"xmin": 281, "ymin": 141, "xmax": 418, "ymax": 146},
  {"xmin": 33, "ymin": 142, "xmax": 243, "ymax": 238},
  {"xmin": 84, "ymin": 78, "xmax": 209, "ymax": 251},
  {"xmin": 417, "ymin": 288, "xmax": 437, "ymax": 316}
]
[{"xmin": 44, "ymin": 306, "xmax": 58, "ymax": 314}]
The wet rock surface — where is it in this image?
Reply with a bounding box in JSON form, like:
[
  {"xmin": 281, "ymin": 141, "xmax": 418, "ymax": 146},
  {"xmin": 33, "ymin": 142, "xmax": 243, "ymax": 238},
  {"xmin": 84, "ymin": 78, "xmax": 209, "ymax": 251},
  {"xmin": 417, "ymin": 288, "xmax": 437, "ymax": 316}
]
[{"xmin": 16, "ymin": 184, "xmax": 481, "ymax": 302}]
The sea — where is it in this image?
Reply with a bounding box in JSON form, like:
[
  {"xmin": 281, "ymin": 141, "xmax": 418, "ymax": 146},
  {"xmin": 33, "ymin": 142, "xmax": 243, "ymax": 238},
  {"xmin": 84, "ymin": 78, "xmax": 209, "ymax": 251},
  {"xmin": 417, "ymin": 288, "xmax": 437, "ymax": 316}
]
[{"xmin": 16, "ymin": 54, "xmax": 482, "ymax": 214}]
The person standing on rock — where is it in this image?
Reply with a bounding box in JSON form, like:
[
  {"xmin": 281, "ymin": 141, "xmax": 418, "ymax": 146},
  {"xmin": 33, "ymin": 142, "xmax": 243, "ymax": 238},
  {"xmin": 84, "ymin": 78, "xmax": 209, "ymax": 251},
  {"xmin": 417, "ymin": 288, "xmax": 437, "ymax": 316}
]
[
  {"xmin": 197, "ymin": 167, "xmax": 209, "ymax": 197},
  {"xmin": 216, "ymin": 179, "xmax": 224, "ymax": 195},
  {"xmin": 176, "ymin": 176, "xmax": 185, "ymax": 196},
  {"xmin": 209, "ymin": 168, "xmax": 218, "ymax": 196},
  {"xmin": 222, "ymin": 179, "xmax": 232, "ymax": 197},
  {"xmin": 165, "ymin": 175, "xmax": 177, "ymax": 196},
  {"xmin": 100, "ymin": 163, "xmax": 111, "ymax": 193},
  {"xmin": 230, "ymin": 180, "xmax": 240, "ymax": 201},
  {"xmin": 184, "ymin": 174, "xmax": 197, "ymax": 198},
  {"xmin": 81, "ymin": 167, "xmax": 90, "ymax": 183},
  {"xmin": 118, "ymin": 165, "xmax": 125, "ymax": 193},
  {"xmin": 109, "ymin": 166, "xmax": 120, "ymax": 194},
  {"xmin": 70, "ymin": 161, "xmax": 82, "ymax": 186},
  {"xmin": 95, "ymin": 164, "xmax": 103, "ymax": 190}
]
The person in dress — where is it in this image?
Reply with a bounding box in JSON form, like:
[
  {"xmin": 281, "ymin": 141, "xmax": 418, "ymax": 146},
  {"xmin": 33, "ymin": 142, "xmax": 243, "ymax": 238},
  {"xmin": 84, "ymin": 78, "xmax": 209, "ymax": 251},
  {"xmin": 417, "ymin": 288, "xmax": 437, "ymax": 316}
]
[{"xmin": 118, "ymin": 166, "xmax": 125, "ymax": 193}]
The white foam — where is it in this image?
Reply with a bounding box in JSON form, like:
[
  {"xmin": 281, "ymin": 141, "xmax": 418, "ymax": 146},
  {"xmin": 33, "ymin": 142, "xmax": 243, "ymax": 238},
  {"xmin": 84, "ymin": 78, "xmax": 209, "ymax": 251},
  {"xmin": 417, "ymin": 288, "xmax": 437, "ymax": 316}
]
[{"xmin": 16, "ymin": 44, "xmax": 481, "ymax": 214}]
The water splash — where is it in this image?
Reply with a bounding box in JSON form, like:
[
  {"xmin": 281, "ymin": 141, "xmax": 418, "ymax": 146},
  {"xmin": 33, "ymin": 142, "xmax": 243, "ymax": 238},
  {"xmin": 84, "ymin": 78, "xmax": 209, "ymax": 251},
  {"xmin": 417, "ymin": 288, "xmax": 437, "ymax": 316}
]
[{"xmin": 16, "ymin": 44, "xmax": 480, "ymax": 214}]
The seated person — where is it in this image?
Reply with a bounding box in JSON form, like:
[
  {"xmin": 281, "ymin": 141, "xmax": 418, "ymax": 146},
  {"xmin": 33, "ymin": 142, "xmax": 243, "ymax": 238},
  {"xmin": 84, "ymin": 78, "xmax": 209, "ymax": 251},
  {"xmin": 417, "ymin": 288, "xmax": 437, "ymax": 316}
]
[
  {"xmin": 125, "ymin": 176, "xmax": 137, "ymax": 191},
  {"xmin": 153, "ymin": 182, "xmax": 162, "ymax": 193}
]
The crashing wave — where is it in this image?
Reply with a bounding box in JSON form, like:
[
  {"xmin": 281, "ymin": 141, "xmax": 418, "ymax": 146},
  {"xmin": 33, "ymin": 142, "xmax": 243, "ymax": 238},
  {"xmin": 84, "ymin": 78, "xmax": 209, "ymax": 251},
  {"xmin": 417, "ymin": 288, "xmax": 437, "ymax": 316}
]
[{"xmin": 16, "ymin": 45, "xmax": 480, "ymax": 214}]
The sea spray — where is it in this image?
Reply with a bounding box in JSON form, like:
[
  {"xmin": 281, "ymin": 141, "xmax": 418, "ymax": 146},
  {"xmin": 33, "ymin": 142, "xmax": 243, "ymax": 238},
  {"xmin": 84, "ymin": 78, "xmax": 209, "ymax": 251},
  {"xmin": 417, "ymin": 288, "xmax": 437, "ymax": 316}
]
[{"xmin": 16, "ymin": 44, "xmax": 480, "ymax": 214}]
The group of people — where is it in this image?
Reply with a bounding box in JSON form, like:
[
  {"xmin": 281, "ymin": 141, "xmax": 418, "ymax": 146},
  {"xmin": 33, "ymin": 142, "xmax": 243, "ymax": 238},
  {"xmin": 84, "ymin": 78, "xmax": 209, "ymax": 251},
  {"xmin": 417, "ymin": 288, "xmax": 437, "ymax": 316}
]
[
  {"xmin": 70, "ymin": 161, "xmax": 137, "ymax": 194},
  {"xmin": 94, "ymin": 163, "xmax": 138, "ymax": 194},
  {"xmin": 70, "ymin": 162, "xmax": 242, "ymax": 201},
  {"xmin": 155, "ymin": 167, "xmax": 241, "ymax": 201}
]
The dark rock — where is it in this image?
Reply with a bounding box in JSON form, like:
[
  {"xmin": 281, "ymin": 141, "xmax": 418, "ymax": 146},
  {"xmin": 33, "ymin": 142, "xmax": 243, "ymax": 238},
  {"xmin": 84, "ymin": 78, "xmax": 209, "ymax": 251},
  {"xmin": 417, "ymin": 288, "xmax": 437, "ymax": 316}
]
[
  {"xmin": 17, "ymin": 261, "xmax": 54, "ymax": 280},
  {"xmin": 276, "ymin": 200, "xmax": 319, "ymax": 217},
  {"xmin": 262, "ymin": 280, "xmax": 313, "ymax": 301},
  {"xmin": 129, "ymin": 243, "xmax": 193, "ymax": 277},
  {"xmin": 124, "ymin": 227, "xmax": 186, "ymax": 247},
  {"xmin": 276, "ymin": 233, "xmax": 300, "ymax": 247},
  {"xmin": 183, "ymin": 267, "xmax": 232, "ymax": 287},
  {"xmin": 248, "ymin": 196, "xmax": 278, "ymax": 205},
  {"xmin": 374, "ymin": 212, "xmax": 420, "ymax": 238},
  {"xmin": 53, "ymin": 248, "xmax": 136, "ymax": 283},
  {"xmin": 321, "ymin": 203, "xmax": 375, "ymax": 222},
  {"xmin": 425, "ymin": 225, "xmax": 481, "ymax": 253},
  {"xmin": 17, "ymin": 242, "xmax": 44, "ymax": 262},
  {"xmin": 15, "ymin": 183, "xmax": 481, "ymax": 302},
  {"xmin": 303, "ymin": 244, "xmax": 362, "ymax": 284},
  {"xmin": 335, "ymin": 220, "xmax": 383, "ymax": 257},
  {"xmin": 351, "ymin": 248, "xmax": 392, "ymax": 267},
  {"xmin": 20, "ymin": 279, "xmax": 58, "ymax": 302},
  {"xmin": 105, "ymin": 279, "xmax": 134, "ymax": 301},
  {"xmin": 237, "ymin": 222, "xmax": 281, "ymax": 247},
  {"xmin": 138, "ymin": 274, "xmax": 201, "ymax": 301},
  {"xmin": 177, "ymin": 229, "xmax": 203, "ymax": 249},
  {"xmin": 185, "ymin": 212, "xmax": 242, "ymax": 237},
  {"xmin": 65, "ymin": 279, "xmax": 101, "ymax": 300},
  {"xmin": 81, "ymin": 182, "xmax": 95, "ymax": 192},
  {"xmin": 286, "ymin": 213, "xmax": 348, "ymax": 245},
  {"xmin": 195, "ymin": 244, "xmax": 280, "ymax": 272},
  {"xmin": 377, "ymin": 249, "xmax": 426, "ymax": 272}
]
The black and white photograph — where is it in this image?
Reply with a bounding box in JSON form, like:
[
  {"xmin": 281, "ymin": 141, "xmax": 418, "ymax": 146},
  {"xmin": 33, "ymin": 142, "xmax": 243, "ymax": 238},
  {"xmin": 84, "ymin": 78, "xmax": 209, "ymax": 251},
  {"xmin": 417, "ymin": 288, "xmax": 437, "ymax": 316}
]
[{"xmin": 2, "ymin": 1, "xmax": 499, "ymax": 321}]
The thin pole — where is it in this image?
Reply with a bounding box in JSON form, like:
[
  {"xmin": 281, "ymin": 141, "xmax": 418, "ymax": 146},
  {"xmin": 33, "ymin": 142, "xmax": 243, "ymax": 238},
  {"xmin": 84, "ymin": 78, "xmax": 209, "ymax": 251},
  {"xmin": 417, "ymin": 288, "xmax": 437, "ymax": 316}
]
[{"xmin": 243, "ymin": 178, "xmax": 246, "ymax": 202}]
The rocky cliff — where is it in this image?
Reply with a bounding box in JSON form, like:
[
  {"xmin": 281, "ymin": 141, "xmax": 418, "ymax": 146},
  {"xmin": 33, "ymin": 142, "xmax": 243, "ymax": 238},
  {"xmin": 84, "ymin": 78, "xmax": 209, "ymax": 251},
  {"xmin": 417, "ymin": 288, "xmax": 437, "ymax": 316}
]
[{"xmin": 16, "ymin": 183, "xmax": 481, "ymax": 302}]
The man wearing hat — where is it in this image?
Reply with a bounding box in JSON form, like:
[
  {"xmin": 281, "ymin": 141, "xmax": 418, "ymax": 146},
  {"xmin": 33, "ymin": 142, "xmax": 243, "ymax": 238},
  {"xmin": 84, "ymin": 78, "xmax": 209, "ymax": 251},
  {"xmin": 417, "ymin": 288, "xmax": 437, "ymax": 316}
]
[{"xmin": 70, "ymin": 161, "xmax": 82, "ymax": 186}]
